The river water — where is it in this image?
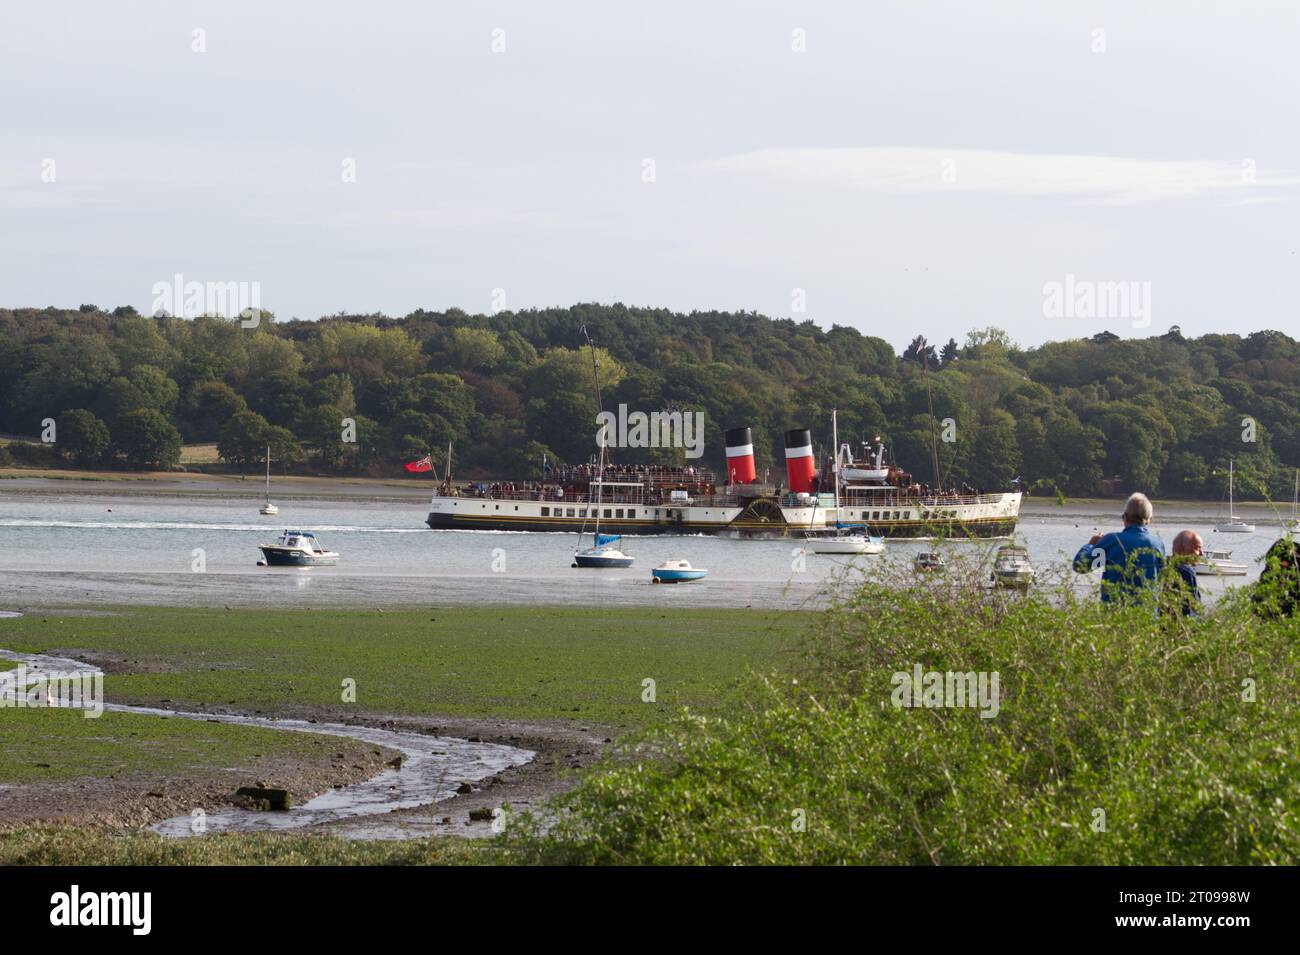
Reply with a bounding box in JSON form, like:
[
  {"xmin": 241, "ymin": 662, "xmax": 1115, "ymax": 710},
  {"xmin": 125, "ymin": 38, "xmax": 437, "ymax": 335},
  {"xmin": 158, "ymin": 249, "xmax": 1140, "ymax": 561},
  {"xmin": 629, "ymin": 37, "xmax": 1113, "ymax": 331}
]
[{"xmin": 0, "ymin": 480, "xmax": 1288, "ymax": 609}]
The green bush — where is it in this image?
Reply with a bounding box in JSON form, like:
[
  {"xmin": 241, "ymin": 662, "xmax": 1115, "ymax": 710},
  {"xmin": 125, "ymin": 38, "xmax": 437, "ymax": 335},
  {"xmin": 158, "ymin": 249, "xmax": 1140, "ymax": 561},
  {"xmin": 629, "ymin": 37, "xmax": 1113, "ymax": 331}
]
[
  {"xmin": 3, "ymin": 440, "xmax": 59, "ymax": 468},
  {"xmin": 503, "ymin": 563, "xmax": 1300, "ymax": 865}
]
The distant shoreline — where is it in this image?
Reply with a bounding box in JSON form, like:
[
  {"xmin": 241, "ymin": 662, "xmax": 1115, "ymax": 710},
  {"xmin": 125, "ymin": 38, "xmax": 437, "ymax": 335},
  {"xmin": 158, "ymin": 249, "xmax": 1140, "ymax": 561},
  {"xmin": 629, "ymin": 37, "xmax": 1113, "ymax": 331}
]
[
  {"xmin": 0, "ymin": 467, "xmax": 436, "ymax": 501},
  {"xmin": 0, "ymin": 465, "xmax": 1293, "ymax": 512}
]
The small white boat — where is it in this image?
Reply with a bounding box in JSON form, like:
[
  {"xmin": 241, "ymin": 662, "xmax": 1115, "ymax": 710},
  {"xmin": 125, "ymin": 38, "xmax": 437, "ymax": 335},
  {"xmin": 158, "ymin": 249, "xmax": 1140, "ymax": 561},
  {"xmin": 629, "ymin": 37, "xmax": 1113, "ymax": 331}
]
[
  {"xmin": 992, "ymin": 545, "xmax": 1034, "ymax": 590},
  {"xmin": 1197, "ymin": 548, "xmax": 1249, "ymax": 577},
  {"xmin": 259, "ymin": 446, "xmax": 279, "ymax": 516},
  {"xmin": 651, "ymin": 560, "xmax": 708, "ymax": 583},
  {"xmin": 914, "ymin": 551, "xmax": 945, "ymax": 571},
  {"xmin": 1215, "ymin": 460, "xmax": 1254, "ymax": 533},
  {"xmin": 259, "ymin": 530, "xmax": 339, "ymax": 566}
]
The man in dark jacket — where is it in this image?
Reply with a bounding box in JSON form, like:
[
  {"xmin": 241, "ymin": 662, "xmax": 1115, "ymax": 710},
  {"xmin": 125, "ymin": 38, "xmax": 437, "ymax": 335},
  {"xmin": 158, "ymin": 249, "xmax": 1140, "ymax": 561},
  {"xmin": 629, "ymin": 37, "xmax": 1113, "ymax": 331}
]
[{"xmin": 1167, "ymin": 529, "xmax": 1203, "ymax": 616}]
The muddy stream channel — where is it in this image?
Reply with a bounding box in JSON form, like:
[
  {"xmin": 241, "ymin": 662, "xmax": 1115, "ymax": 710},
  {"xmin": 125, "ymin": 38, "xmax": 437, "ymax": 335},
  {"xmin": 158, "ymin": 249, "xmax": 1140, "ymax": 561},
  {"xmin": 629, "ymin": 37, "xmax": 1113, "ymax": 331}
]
[{"xmin": 0, "ymin": 620, "xmax": 535, "ymax": 840}]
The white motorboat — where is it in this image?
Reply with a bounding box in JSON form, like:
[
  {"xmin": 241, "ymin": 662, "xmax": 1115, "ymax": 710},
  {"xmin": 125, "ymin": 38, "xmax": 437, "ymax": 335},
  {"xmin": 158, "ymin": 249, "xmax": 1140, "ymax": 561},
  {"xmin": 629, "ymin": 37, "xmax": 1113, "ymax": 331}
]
[
  {"xmin": 651, "ymin": 559, "xmax": 708, "ymax": 583},
  {"xmin": 914, "ymin": 551, "xmax": 945, "ymax": 571},
  {"xmin": 992, "ymin": 545, "xmax": 1035, "ymax": 590},
  {"xmin": 1215, "ymin": 460, "xmax": 1254, "ymax": 533},
  {"xmin": 259, "ymin": 530, "xmax": 339, "ymax": 566},
  {"xmin": 259, "ymin": 446, "xmax": 279, "ymax": 515},
  {"xmin": 1197, "ymin": 548, "xmax": 1249, "ymax": 577}
]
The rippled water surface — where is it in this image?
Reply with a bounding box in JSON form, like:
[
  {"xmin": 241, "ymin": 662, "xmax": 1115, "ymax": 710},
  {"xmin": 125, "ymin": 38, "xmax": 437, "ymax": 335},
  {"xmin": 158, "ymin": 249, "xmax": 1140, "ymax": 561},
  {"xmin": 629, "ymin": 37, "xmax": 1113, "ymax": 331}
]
[{"xmin": 0, "ymin": 482, "xmax": 1287, "ymax": 608}]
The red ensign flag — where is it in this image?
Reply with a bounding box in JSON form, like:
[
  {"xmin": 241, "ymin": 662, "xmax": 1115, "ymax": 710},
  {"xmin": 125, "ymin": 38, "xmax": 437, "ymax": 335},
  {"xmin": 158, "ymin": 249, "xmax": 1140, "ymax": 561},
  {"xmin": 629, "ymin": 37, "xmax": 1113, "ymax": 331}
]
[{"xmin": 404, "ymin": 455, "xmax": 433, "ymax": 473}]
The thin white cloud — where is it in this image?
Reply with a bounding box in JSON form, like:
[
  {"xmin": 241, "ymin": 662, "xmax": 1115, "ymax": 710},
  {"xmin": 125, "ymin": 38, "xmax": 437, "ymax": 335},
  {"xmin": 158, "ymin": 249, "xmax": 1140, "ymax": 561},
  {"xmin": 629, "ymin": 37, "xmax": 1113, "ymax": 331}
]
[{"xmin": 698, "ymin": 147, "xmax": 1300, "ymax": 205}]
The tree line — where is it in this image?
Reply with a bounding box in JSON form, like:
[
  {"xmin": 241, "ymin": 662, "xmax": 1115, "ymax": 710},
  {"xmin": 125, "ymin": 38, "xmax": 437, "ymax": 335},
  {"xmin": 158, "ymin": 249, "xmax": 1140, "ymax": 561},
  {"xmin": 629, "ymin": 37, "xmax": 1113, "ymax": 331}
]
[{"xmin": 1, "ymin": 303, "xmax": 1297, "ymax": 501}]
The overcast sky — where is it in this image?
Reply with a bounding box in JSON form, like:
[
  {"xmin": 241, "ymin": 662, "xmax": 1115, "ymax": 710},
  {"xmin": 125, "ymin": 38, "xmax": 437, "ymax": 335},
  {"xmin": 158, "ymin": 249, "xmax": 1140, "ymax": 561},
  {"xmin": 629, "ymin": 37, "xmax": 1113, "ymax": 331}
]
[{"xmin": 2, "ymin": 1, "xmax": 1297, "ymax": 349}]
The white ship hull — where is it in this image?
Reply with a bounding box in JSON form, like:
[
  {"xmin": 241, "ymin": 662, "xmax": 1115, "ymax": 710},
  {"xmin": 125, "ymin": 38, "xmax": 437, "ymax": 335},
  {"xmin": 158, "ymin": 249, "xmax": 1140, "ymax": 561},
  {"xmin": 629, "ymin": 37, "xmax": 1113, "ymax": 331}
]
[{"xmin": 426, "ymin": 491, "xmax": 1021, "ymax": 539}]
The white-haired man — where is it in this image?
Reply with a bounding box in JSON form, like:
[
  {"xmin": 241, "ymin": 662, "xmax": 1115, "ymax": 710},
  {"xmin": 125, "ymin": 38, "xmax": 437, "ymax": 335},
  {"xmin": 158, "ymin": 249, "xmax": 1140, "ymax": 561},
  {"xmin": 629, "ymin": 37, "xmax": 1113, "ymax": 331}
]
[{"xmin": 1073, "ymin": 492, "xmax": 1167, "ymax": 605}]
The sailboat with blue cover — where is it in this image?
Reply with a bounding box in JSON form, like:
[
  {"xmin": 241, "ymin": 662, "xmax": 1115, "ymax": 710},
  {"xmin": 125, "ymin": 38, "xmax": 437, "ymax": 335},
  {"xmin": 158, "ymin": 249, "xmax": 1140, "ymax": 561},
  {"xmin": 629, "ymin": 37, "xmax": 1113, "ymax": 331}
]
[
  {"xmin": 574, "ymin": 531, "xmax": 635, "ymax": 568},
  {"xmin": 571, "ymin": 324, "xmax": 635, "ymax": 570}
]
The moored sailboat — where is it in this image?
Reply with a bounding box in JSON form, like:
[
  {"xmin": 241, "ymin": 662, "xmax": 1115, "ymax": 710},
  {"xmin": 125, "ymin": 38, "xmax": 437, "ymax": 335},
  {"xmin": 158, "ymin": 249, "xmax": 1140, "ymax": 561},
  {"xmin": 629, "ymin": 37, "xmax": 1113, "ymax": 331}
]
[
  {"xmin": 259, "ymin": 446, "xmax": 279, "ymax": 516},
  {"xmin": 1216, "ymin": 460, "xmax": 1254, "ymax": 533},
  {"xmin": 572, "ymin": 324, "xmax": 634, "ymax": 570},
  {"xmin": 808, "ymin": 411, "xmax": 885, "ymax": 555}
]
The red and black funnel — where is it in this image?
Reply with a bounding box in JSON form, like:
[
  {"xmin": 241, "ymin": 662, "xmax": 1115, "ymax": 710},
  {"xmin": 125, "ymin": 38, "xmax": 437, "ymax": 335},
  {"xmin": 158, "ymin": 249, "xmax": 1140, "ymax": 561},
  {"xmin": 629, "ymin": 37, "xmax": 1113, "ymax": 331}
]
[
  {"xmin": 784, "ymin": 428, "xmax": 816, "ymax": 493},
  {"xmin": 724, "ymin": 426, "xmax": 757, "ymax": 484}
]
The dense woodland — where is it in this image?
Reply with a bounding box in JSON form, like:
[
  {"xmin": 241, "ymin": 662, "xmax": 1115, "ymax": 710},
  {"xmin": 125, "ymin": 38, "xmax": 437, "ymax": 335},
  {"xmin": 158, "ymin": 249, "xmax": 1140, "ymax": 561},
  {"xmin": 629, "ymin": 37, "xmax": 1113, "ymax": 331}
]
[{"xmin": 1, "ymin": 303, "xmax": 1297, "ymax": 501}]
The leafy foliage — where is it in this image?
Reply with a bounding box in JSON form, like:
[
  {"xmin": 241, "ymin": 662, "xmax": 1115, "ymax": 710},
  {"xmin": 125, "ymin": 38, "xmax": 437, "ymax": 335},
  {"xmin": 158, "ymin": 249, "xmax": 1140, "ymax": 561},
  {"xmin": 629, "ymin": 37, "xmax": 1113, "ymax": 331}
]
[
  {"xmin": 0, "ymin": 304, "xmax": 1296, "ymax": 494},
  {"xmin": 501, "ymin": 566, "xmax": 1300, "ymax": 865}
]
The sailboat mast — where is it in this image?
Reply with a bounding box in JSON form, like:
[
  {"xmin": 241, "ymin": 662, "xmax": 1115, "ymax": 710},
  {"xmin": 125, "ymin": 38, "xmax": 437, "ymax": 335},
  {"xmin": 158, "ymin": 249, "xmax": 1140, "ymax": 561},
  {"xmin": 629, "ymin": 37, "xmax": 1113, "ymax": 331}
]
[
  {"xmin": 581, "ymin": 324, "xmax": 606, "ymax": 544},
  {"xmin": 1229, "ymin": 458, "xmax": 1235, "ymax": 515},
  {"xmin": 923, "ymin": 352, "xmax": 942, "ymax": 489},
  {"xmin": 832, "ymin": 409, "xmax": 841, "ymax": 510},
  {"xmin": 264, "ymin": 446, "xmax": 271, "ymax": 503}
]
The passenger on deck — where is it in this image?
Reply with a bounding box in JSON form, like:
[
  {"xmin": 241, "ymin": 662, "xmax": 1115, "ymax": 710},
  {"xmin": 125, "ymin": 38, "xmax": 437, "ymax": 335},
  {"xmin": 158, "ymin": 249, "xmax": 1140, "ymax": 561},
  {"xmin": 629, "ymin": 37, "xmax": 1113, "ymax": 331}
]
[{"xmin": 1073, "ymin": 492, "xmax": 1166, "ymax": 605}]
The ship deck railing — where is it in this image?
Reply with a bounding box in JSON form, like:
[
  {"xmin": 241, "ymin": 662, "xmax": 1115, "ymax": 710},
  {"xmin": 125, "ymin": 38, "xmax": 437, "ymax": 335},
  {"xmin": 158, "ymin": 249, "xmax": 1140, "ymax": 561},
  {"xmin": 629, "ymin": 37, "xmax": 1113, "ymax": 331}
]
[
  {"xmin": 841, "ymin": 490, "xmax": 1008, "ymax": 506},
  {"xmin": 437, "ymin": 486, "xmax": 1012, "ymax": 509}
]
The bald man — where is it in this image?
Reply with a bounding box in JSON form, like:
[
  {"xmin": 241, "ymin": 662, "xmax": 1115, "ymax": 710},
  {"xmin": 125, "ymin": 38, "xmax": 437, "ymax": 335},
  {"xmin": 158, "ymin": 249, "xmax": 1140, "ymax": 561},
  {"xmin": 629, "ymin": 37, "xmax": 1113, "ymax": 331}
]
[{"xmin": 1169, "ymin": 530, "xmax": 1204, "ymax": 616}]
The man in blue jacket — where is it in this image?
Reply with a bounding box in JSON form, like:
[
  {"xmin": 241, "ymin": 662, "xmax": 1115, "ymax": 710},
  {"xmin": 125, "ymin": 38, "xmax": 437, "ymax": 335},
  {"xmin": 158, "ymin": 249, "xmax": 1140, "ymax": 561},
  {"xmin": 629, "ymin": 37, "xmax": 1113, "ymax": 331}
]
[{"xmin": 1073, "ymin": 493, "xmax": 1167, "ymax": 605}]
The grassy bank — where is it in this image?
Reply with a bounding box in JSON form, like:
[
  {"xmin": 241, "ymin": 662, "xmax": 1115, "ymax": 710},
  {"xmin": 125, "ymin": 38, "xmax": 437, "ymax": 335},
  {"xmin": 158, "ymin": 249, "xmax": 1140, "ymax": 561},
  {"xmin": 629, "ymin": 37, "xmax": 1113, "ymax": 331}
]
[
  {"xmin": 0, "ymin": 828, "xmax": 484, "ymax": 865},
  {"xmin": 0, "ymin": 606, "xmax": 804, "ymax": 728},
  {"xmin": 0, "ymin": 707, "xmax": 381, "ymax": 786},
  {"xmin": 11, "ymin": 591, "xmax": 1295, "ymax": 865},
  {"xmin": 502, "ymin": 566, "xmax": 1300, "ymax": 865},
  {"xmin": 0, "ymin": 605, "xmax": 799, "ymax": 856}
]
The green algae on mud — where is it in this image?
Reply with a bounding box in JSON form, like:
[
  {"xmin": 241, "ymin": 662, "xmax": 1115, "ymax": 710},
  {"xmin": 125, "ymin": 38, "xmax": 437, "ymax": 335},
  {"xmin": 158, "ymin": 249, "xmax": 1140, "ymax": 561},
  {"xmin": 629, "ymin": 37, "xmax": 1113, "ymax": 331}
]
[
  {"xmin": 0, "ymin": 826, "xmax": 495, "ymax": 865},
  {"xmin": 0, "ymin": 707, "xmax": 382, "ymax": 786},
  {"xmin": 0, "ymin": 605, "xmax": 806, "ymax": 728}
]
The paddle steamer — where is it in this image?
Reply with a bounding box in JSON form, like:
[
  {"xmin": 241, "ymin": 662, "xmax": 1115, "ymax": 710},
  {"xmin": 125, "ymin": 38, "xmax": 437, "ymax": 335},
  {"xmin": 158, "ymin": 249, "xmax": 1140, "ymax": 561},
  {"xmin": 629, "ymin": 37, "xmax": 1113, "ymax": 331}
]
[{"xmin": 425, "ymin": 427, "xmax": 1021, "ymax": 539}]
